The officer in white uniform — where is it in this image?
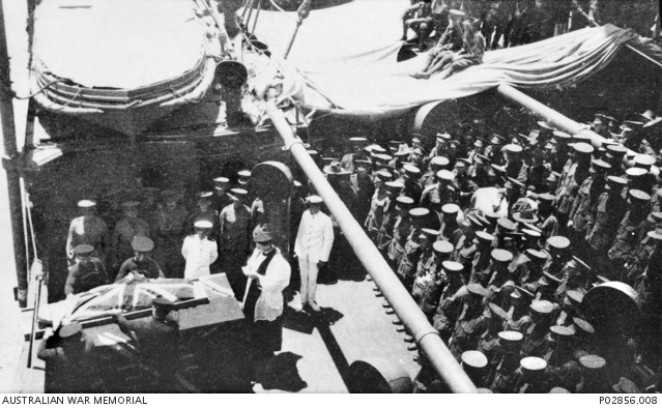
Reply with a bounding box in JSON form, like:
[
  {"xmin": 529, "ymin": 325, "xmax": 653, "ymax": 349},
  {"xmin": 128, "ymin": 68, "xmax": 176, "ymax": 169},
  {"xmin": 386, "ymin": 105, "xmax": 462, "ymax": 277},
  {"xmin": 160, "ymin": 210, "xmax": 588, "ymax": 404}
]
[
  {"xmin": 181, "ymin": 220, "xmax": 218, "ymax": 280},
  {"xmin": 294, "ymin": 195, "xmax": 335, "ymax": 312}
]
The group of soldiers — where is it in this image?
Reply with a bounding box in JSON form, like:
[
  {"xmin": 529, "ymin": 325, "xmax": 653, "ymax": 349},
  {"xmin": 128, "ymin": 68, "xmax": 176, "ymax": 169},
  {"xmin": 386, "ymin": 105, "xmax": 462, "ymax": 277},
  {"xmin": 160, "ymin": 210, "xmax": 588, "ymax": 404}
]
[
  {"xmin": 308, "ymin": 107, "xmax": 662, "ymax": 393},
  {"xmin": 402, "ymin": 0, "xmax": 658, "ymax": 53},
  {"xmin": 63, "ymin": 169, "xmax": 266, "ymax": 300},
  {"xmin": 56, "ymin": 102, "xmax": 662, "ymax": 392}
]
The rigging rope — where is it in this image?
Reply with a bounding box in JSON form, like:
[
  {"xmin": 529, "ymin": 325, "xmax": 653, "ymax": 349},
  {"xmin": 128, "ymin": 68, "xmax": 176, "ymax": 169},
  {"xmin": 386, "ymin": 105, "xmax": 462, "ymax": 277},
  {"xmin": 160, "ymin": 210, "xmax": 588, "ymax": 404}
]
[
  {"xmin": 19, "ymin": 178, "xmax": 31, "ymax": 282},
  {"xmin": 250, "ymin": 0, "xmax": 262, "ymax": 37}
]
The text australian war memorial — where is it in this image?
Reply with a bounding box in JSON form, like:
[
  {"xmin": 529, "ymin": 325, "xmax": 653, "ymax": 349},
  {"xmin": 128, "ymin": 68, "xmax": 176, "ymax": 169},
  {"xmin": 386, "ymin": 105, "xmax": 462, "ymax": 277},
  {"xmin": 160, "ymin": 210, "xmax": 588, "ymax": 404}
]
[{"xmin": 3, "ymin": 0, "xmax": 662, "ymax": 394}]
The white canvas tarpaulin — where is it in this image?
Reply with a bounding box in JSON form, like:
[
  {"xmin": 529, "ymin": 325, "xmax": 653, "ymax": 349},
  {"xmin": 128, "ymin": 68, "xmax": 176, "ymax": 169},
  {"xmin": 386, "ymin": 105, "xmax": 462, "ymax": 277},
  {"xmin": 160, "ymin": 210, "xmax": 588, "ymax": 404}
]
[
  {"xmin": 277, "ymin": 25, "xmax": 647, "ymax": 114},
  {"xmin": 252, "ymin": 1, "xmax": 659, "ymax": 115}
]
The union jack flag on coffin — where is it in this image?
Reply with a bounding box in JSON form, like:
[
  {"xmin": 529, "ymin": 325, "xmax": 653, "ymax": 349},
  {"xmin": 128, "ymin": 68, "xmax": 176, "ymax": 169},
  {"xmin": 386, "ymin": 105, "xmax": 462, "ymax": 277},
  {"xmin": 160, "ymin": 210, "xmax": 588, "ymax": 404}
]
[{"xmin": 39, "ymin": 273, "xmax": 234, "ymax": 328}]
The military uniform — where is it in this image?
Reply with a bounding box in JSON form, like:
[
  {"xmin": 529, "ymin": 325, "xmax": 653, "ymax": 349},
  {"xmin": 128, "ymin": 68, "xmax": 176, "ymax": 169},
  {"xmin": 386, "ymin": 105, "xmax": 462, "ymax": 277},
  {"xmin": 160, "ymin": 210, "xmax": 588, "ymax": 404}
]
[
  {"xmin": 116, "ymin": 303, "xmax": 180, "ymax": 391},
  {"xmin": 471, "ymin": 249, "xmax": 493, "ymax": 286},
  {"xmin": 478, "ymin": 304, "xmax": 510, "ymax": 385},
  {"xmin": 486, "ymin": 250, "xmax": 516, "ymax": 308},
  {"xmin": 387, "ymin": 214, "xmax": 412, "ymax": 269},
  {"xmin": 542, "ymin": 256, "xmax": 567, "ymax": 281},
  {"xmin": 569, "ymin": 175, "xmax": 599, "ymax": 238},
  {"xmin": 364, "ymin": 190, "xmax": 389, "ymax": 242},
  {"xmin": 521, "ymin": 324, "xmax": 552, "ymax": 359},
  {"xmin": 624, "ymin": 215, "xmax": 660, "ymax": 283},
  {"xmin": 520, "ymin": 252, "xmax": 547, "ymax": 294},
  {"xmin": 452, "ymin": 233, "xmax": 478, "ymax": 276},
  {"xmin": 110, "ymin": 215, "xmax": 150, "ymax": 274},
  {"xmin": 419, "ymin": 170, "xmax": 437, "ymax": 189},
  {"xmin": 66, "ymin": 215, "xmax": 109, "ymax": 264},
  {"xmin": 608, "ymin": 210, "xmax": 650, "ymax": 280},
  {"xmin": 546, "ymin": 327, "xmax": 582, "ymax": 391},
  {"xmin": 454, "ymin": 170, "xmax": 475, "ymax": 208},
  {"xmin": 538, "ymin": 211, "xmax": 559, "ymax": 242},
  {"xmin": 586, "ymin": 189, "xmax": 627, "ymax": 252},
  {"xmin": 554, "ymin": 162, "xmax": 579, "ymax": 231},
  {"xmin": 64, "ymin": 256, "xmax": 109, "ymax": 295},
  {"xmin": 115, "ymin": 256, "xmax": 163, "ymax": 281},
  {"xmin": 411, "ymin": 246, "xmax": 437, "ymax": 313},
  {"xmin": 432, "ymin": 282, "xmax": 467, "ymax": 342},
  {"xmin": 211, "ymin": 192, "xmax": 234, "ymax": 215},
  {"xmin": 375, "ymin": 197, "xmax": 397, "ymax": 252},
  {"xmin": 403, "ymin": 177, "xmax": 422, "ymax": 204},
  {"xmin": 350, "ymin": 172, "xmax": 374, "ymax": 223},
  {"xmin": 396, "ymin": 231, "xmax": 422, "ymax": 291},
  {"xmin": 219, "ymin": 202, "xmax": 252, "ymax": 297},
  {"xmin": 152, "ymin": 202, "xmax": 188, "ymax": 278},
  {"xmin": 491, "ymin": 343, "xmax": 522, "ymax": 393},
  {"xmin": 439, "ymin": 219, "xmax": 462, "ymax": 246},
  {"xmin": 420, "ymin": 183, "xmax": 456, "ymax": 215},
  {"xmin": 37, "ymin": 324, "xmax": 100, "ymax": 392},
  {"xmin": 340, "ymin": 152, "xmax": 366, "ymax": 173},
  {"xmin": 449, "ymin": 310, "xmax": 488, "ymax": 359}
]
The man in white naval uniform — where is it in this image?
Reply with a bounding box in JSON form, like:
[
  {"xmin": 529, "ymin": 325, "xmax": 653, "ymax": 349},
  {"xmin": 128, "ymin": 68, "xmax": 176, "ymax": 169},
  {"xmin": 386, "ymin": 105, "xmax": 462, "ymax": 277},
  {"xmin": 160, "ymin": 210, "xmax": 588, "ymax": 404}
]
[
  {"xmin": 294, "ymin": 195, "xmax": 334, "ymax": 312},
  {"xmin": 181, "ymin": 220, "xmax": 218, "ymax": 280}
]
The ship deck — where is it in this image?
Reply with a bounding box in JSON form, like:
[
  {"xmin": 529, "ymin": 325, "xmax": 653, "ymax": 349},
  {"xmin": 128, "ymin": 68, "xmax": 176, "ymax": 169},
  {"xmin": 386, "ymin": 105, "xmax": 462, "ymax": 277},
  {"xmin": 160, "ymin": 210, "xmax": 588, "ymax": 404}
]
[{"xmin": 9, "ymin": 267, "xmax": 420, "ymax": 393}]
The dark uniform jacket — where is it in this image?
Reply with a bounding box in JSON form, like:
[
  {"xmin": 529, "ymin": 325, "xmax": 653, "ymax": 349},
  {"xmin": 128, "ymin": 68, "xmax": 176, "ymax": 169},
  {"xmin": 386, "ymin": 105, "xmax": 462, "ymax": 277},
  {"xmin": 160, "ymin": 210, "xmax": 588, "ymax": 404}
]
[
  {"xmin": 65, "ymin": 258, "xmax": 109, "ymax": 295},
  {"xmin": 586, "ymin": 191, "xmax": 627, "ymax": 252},
  {"xmin": 115, "ymin": 257, "xmax": 163, "ymax": 281}
]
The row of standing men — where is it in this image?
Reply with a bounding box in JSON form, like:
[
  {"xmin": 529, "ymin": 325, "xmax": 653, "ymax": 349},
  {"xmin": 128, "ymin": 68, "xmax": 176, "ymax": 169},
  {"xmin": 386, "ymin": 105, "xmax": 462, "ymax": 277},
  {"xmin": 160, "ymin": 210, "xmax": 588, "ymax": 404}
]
[{"xmin": 311, "ymin": 108, "xmax": 662, "ymax": 392}]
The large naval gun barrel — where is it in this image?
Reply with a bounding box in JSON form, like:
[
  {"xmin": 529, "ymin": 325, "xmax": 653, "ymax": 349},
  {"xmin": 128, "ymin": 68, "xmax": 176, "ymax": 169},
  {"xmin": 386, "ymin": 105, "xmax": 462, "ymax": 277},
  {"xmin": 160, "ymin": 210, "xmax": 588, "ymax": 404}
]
[
  {"xmin": 265, "ymin": 100, "xmax": 477, "ymax": 393},
  {"xmin": 496, "ymin": 84, "xmax": 605, "ymax": 144}
]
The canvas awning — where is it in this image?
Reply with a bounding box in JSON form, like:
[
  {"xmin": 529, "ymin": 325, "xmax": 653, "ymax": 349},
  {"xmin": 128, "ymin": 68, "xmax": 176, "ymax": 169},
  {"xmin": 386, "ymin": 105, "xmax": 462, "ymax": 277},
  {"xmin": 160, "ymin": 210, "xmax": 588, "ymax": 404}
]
[{"xmin": 252, "ymin": 1, "xmax": 662, "ymax": 115}]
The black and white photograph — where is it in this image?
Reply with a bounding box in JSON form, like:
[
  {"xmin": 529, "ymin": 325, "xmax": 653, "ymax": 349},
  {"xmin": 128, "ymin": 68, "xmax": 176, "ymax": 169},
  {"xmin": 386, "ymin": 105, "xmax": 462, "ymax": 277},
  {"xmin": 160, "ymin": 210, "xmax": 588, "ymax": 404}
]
[{"xmin": 0, "ymin": 0, "xmax": 662, "ymax": 397}]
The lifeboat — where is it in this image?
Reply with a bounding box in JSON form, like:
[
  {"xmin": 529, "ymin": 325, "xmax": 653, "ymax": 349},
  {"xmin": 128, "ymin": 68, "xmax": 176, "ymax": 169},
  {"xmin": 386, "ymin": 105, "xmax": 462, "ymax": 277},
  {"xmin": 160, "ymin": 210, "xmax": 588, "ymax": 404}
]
[{"xmin": 30, "ymin": 0, "xmax": 224, "ymax": 136}]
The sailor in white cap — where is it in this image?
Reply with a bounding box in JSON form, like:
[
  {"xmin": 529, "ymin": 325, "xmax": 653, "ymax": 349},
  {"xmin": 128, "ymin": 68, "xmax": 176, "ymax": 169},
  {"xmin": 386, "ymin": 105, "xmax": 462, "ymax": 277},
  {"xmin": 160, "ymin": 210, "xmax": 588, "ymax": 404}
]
[
  {"xmin": 65, "ymin": 199, "xmax": 109, "ymax": 265},
  {"xmin": 181, "ymin": 219, "xmax": 218, "ymax": 280},
  {"xmin": 294, "ymin": 195, "xmax": 334, "ymax": 312},
  {"xmin": 242, "ymin": 224, "xmax": 291, "ymax": 358},
  {"xmin": 341, "ymin": 137, "xmax": 369, "ymax": 172},
  {"xmin": 211, "ymin": 176, "xmax": 233, "ymax": 213},
  {"xmin": 187, "ymin": 191, "xmax": 219, "ymax": 240}
]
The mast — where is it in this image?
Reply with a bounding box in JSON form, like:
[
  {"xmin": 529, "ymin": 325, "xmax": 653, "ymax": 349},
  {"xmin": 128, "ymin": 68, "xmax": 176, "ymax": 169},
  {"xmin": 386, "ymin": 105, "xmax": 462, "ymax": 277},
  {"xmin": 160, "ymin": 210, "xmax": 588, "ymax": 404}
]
[{"xmin": 0, "ymin": 0, "xmax": 28, "ymax": 307}]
